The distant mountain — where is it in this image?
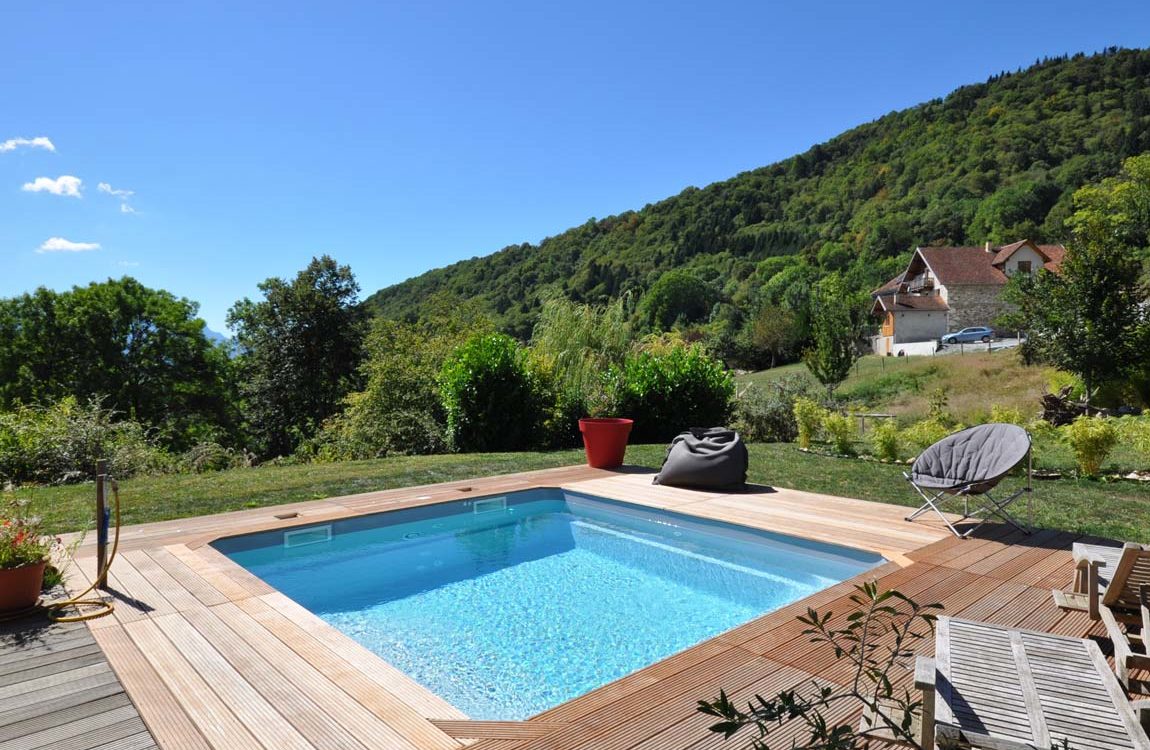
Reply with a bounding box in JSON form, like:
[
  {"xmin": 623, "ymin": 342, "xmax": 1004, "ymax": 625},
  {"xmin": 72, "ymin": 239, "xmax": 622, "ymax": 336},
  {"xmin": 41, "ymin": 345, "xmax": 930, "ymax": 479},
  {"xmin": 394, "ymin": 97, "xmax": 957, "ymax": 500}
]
[
  {"xmin": 364, "ymin": 48, "xmax": 1150, "ymax": 338},
  {"xmin": 204, "ymin": 327, "xmax": 230, "ymax": 345}
]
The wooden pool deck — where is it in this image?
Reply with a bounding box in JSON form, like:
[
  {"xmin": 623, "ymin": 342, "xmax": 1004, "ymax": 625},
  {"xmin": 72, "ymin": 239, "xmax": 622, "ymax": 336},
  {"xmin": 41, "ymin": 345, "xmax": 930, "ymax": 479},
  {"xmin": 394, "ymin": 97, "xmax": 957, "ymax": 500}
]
[{"xmin": 9, "ymin": 464, "xmax": 1124, "ymax": 749}]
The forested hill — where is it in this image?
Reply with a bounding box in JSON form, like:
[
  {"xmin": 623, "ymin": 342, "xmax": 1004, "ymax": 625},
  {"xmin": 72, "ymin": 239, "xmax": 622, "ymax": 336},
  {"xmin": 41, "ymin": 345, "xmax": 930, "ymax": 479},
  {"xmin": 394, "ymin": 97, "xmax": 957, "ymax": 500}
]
[{"xmin": 365, "ymin": 48, "xmax": 1150, "ymax": 338}]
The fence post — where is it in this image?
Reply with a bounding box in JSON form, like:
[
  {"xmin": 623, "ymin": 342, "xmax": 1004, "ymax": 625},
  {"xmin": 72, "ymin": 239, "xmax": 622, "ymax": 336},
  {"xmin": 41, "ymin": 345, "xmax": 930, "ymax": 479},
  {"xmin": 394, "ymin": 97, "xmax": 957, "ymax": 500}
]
[{"xmin": 95, "ymin": 459, "xmax": 108, "ymax": 588}]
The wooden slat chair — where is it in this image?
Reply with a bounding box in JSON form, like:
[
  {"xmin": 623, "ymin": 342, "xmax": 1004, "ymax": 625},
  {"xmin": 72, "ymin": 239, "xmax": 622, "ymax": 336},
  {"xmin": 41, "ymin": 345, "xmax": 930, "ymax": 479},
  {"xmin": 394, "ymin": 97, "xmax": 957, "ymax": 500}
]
[
  {"xmin": 912, "ymin": 618, "xmax": 1150, "ymax": 750},
  {"xmin": 1055, "ymin": 542, "xmax": 1150, "ymax": 622}
]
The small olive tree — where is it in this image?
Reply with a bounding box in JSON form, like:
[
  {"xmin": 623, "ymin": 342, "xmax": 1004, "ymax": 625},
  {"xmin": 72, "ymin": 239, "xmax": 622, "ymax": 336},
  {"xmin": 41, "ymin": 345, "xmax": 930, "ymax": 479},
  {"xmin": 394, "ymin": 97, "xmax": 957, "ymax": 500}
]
[{"xmin": 698, "ymin": 582, "xmax": 941, "ymax": 750}]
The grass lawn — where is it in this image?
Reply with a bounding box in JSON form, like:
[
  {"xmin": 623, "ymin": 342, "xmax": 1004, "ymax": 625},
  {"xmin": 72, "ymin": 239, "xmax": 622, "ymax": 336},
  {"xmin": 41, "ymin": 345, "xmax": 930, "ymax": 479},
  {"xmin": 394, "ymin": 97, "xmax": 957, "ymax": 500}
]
[
  {"xmin": 738, "ymin": 349, "xmax": 1056, "ymax": 424},
  {"xmin": 23, "ymin": 443, "xmax": 1150, "ymax": 543}
]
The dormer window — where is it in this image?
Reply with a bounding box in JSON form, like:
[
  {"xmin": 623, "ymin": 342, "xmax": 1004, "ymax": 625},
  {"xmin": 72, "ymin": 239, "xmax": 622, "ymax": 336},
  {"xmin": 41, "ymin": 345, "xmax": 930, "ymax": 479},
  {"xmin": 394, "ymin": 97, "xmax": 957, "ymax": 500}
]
[{"xmin": 1016, "ymin": 260, "xmax": 1032, "ymax": 274}]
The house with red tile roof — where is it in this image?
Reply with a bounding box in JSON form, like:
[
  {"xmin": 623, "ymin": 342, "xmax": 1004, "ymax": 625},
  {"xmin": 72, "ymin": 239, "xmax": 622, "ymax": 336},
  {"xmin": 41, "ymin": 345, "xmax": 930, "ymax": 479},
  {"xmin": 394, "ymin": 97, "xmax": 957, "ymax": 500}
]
[{"xmin": 871, "ymin": 239, "xmax": 1066, "ymax": 355}]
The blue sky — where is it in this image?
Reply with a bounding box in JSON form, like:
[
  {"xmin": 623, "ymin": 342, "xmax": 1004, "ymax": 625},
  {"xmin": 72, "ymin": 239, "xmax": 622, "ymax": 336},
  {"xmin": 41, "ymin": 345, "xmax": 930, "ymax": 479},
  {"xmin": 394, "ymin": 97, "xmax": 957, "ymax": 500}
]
[{"xmin": 3, "ymin": 1, "xmax": 1149, "ymax": 331}]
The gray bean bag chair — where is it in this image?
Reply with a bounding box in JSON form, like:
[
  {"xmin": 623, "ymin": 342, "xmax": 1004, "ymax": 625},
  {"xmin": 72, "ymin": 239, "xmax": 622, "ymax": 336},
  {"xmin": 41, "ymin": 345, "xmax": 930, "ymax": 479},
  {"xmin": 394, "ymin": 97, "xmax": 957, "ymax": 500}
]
[{"xmin": 653, "ymin": 427, "xmax": 748, "ymax": 490}]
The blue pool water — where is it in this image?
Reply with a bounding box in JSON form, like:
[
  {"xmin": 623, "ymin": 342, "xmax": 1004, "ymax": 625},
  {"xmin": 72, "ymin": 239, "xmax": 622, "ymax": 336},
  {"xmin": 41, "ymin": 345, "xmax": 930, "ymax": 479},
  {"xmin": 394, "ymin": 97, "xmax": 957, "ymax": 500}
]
[{"xmin": 214, "ymin": 489, "xmax": 882, "ymax": 720}]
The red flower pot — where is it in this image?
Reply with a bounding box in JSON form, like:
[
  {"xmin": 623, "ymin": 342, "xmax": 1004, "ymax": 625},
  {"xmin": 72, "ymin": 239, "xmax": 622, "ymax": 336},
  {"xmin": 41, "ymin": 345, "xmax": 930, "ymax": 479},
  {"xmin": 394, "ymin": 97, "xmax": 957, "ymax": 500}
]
[
  {"xmin": 0, "ymin": 560, "xmax": 45, "ymax": 612},
  {"xmin": 579, "ymin": 418, "xmax": 633, "ymax": 469}
]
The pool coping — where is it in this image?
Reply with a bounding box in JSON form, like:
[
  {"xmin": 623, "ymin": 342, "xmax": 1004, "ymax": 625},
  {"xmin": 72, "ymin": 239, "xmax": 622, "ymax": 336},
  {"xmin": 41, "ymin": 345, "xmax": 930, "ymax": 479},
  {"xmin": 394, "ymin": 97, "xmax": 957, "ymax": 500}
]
[{"xmin": 62, "ymin": 464, "xmax": 968, "ymax": 749}]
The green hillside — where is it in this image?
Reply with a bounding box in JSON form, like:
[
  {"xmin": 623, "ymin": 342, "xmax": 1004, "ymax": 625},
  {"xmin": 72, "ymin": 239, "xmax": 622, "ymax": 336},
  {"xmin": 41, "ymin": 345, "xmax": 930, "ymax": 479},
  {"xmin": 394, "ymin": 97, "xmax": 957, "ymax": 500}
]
[{"xmin": 365, "ymin": 48, "xmax": 1150, "ymax": 340}]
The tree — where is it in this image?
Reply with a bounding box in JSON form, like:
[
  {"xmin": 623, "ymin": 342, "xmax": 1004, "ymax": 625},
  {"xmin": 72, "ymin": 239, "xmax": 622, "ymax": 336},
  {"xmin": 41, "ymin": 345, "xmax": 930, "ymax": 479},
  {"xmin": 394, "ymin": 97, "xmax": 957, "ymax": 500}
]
[
  {"xmin": 749, "ymin": 305, "xmax": 800, "ymax": 369},
  {"xmin": 697, "ymin": 583, "xmax": 941, "ymax": 750},
  {"xmin": 802, "ymin": 276, "xmax": 859, "ymax": 397},
  {"xmin": 1004, "ymin": 153, "xmax": 1150, "ymax": 405},
  {"xmin": 0, "ymin": 278, "xmax": 234, "ymax": 448},
  {"xmin": 227, "ymin": 256, "xmax": 367, "ymax": 457},
  {"xmin": 311, "ymin": 295, "xmax": 492, "ymax": 459},
  {"xmin": 638, "ymin": 270, "xmax": 719, "ymax": 331}
]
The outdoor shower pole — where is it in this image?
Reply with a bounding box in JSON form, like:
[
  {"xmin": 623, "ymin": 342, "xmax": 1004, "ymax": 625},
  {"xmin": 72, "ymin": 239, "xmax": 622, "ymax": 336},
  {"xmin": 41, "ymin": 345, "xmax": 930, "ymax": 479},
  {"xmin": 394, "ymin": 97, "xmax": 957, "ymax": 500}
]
[{"xmin": 95, "ymin": 458, "xmax": 108, "ymax": 588}]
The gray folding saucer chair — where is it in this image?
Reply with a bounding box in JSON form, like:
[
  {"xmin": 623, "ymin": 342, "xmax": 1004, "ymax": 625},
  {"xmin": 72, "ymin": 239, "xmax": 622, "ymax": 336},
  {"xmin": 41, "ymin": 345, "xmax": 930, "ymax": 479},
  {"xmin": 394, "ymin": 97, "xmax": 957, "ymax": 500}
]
[{"xmin": 904, "ymin": 422, "xmax": 1033, "ymax": 538}]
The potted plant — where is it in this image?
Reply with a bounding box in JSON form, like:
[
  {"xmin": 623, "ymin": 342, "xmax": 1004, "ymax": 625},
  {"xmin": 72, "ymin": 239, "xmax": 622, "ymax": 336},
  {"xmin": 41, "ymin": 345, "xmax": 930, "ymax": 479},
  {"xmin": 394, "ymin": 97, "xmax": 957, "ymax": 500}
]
[
  {"xmin": 0, "ymin": 498, "xmax": 58, "ymax": 612},
  {"xmin": 578, "ymin": 372, "xmax": 632, "ymax": 469}
]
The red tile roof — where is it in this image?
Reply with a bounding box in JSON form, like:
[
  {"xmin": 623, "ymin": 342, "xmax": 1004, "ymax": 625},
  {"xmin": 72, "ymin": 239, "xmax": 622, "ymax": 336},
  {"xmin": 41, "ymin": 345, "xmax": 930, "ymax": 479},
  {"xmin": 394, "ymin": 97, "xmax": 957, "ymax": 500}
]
[
  {"xmin": 1038, "ymin": 244, "xmax": 1067, "ymax": 272},
  {"xmin": 918, "ymin": 246, "xmax": 1009, "ymax": 286},
  {"xmin": 991, "ymin": 240, "xmax": 1032, "ymax": 265},
  {"xmin": 872, "ymin": 273, "xmax": 906, "ymax": 296}
]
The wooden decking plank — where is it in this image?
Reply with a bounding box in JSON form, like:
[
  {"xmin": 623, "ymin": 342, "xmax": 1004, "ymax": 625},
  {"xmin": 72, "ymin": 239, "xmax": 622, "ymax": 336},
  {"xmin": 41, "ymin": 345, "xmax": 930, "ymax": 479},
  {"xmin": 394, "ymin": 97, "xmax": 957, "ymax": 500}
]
[
  {"xmin": 121, "ymin": 549, "xmax": 208, "ymax": 613},
  {"xmin": 256, "ymin": 591, "xmax": 466, "ymax": 721},
  {"xmin": 430, "ymin": 720, "xmax": 568, "ymax": 740},
  {"xmin": 122, "ymin": 618, "xmax": 263, "ymax": 750},
  {"xmin": 626, "ymin": 662, "xmax": 815, "ymax": 750},
  {"xmin": 179, "ymin": 605, "xmax": 372, "ymax": 750},
  {"xmin": 88, "ymin": 624, "xmax": 209, "ymax": 750},
  {"xmin": 148, "ymin": 612, "xmax": 314, "ymax": 750},
  {"xmin": 2, "ymin": 704, "xmax": 139, "ymax": 750},
  {"xmin": 141, "ymin": 547, "xmax": 231, "ymax": 608},
  {"xmin": 0, "ymin": 648, "xmax": 107, "ymax": 687},
  {"xmin": 207, "ymin": 601, "xmax": 428, "ymax": 750},
  {"xmin": 0, "ymin": 693, "xmax": 131, "ymax": 744},
  {"xmin": 0, "ymin": 639, "xmax": 102, "ymax": 673},
  {"xmin": 87, "ymin": 731, "xmax": 158, "ymax": 750},
  {"xmin": 193, "ymin": 545, "xmax": 277, "ymax": 596},
  {"xmin": 0, "ymin": 679, "xmax": 124, "ymax": 730},
  {"xmin": 104, "ymin": 552, "xmax": 178, "ymax": 619},
  {"xmin": 162, "ymin": 544, "xmax": 255, "ymax": 601},
  {"xmin": 232, "ymin": 596, "xmax": 459, "ymax": 750}
]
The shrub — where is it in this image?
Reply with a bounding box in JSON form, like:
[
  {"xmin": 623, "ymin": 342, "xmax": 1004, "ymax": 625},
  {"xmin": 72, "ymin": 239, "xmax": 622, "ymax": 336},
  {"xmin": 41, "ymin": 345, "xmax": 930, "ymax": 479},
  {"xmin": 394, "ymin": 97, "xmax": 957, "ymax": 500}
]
[
  {"xmin": 731, "ymin": 375, "xmax": 819, "ymax": 443},
  {"xmin": 1025, "ymin": 418, "xmax": 1058, "ymax": 469},
  {"xmin": 822, "ymin": 412, "xmax": 856, "ymax": 455},
  {"xmin": 989, "ymin": 405, "xmax": 1028, "ymax": 425},
  {"xmin": 614, "ymin": 344, "xmax": 735, "ymax": 444},
  {"xmin": 1061, "ymin": 415, "xmax": 1118, "ymax": 477},
  {"xmin": 177, "ymin": 442, "xmax": 252, "ymax": 474},
  {"xmin": 793, "ymin": 397, "xmax": 826, "ymax": 450},
  {"xmin": 1119, "ymin": 416, "xmax": 1150, "ymax": 470},
  {"xmin": 439, "ymin": 333, "xmax": 549, "ymax": 452},
  {"xmin": 309, "ymin": 310, "xmax": 490, "ymax": 460},
  {"xmin": 0, "ymin": 398, "xmax": 169, "ymax": 485},
  {"xmin": 870, "ymin": 420, "xmax": 902, "ymax": 462},
  {"xmin": 1047, "ymin": 370, "xmax": 1085, "ymax": 400},
  {"xmin": 903, "ymin": 417, "xmax": 955, "ymax": 453}
]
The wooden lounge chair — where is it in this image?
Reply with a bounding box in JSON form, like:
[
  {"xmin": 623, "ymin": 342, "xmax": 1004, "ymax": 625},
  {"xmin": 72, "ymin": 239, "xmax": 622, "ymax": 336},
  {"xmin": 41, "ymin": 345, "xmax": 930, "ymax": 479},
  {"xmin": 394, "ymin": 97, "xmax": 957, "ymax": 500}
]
[
  {"xmin": 1051, "ymin": 542, "xmax": 1150, "ymax": 691},
  {"xmin": 1054, "ymin": 542, "xmax": 1150, "ymax": 622},
  {"xmin": 913, "ymin": 618, "xmax": 1150, "ymax": 750}
]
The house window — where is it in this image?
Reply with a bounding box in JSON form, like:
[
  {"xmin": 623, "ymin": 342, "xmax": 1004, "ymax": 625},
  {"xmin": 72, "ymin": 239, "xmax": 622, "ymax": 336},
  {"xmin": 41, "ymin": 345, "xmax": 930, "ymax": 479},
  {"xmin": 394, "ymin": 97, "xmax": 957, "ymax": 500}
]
[{"xmin": 1016, "ymin": 260, "xmax": 1032, "ymax": 274}]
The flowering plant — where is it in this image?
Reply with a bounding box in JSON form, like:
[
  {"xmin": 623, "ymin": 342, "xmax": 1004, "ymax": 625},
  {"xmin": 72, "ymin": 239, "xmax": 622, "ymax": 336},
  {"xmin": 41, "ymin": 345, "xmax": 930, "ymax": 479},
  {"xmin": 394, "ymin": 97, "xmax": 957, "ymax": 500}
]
[{"xmin": 0, "ymin": 498, "xmax": 58, "ymax": 570}]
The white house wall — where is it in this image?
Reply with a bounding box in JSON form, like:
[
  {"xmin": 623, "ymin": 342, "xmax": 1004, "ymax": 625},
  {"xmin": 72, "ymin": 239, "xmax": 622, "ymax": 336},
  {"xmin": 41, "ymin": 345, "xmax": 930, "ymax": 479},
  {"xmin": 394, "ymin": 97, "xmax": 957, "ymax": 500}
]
[
  {"xmin": 892, "ymin": 310, "xmax": 947, "ymax": 343},
  {"xmin": 1001, "ymin": 244, "xmax": 1046, "ymax": 274}
]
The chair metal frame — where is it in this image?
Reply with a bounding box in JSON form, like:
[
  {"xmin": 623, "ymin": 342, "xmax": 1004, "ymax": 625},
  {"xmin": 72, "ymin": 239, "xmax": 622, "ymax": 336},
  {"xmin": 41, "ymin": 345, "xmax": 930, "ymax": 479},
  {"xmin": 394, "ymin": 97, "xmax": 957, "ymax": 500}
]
[{"xmin": 904, "ymin": 445, "xmax": 1033, "ymax": 538}]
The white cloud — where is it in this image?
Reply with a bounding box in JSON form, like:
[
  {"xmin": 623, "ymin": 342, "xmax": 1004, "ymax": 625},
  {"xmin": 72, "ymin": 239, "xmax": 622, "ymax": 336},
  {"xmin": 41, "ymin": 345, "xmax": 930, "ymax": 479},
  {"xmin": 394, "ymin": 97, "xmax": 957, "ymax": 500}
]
[
  {"xmin": 0, "ymin": 136, "xmax": 55, "ymax": 153},
  {"xmin": 98, "ymin": 182, "xmax": 134, "ymax": 198},
  {"xmin": 117, "ymin": 260, "xmax": 140, "ymax": 267},
  {"xmin": 22, "ymin": 175, "xmax": 83, "ymax": 197},
  {"xmin": 99, "ymin": 182, "xmax": 137, "ymax": 214},
  {"xmin": 37, "ymin": 237, "xmax": 101, "ymax": 253}
]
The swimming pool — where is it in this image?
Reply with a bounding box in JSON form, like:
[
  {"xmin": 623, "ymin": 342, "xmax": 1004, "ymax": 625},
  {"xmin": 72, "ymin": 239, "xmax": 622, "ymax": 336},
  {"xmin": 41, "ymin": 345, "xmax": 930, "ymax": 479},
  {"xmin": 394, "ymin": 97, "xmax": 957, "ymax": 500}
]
[{"xmin": 214, "ymin": 489, "xmax": 883, "ymax": 720}]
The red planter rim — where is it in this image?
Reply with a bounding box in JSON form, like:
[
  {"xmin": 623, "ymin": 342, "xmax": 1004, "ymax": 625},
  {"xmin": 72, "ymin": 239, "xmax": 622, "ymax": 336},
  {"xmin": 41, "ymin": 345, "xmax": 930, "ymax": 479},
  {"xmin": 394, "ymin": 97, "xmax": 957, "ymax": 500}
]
[{"xmin": 579, "ymin": 417, "xmax": 633, "ymax": 428}]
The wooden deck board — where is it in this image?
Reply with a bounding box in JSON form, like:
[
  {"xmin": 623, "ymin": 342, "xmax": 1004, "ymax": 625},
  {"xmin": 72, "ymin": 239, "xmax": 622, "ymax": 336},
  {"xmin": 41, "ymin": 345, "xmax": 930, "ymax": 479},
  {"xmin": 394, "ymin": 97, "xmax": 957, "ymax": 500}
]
[
  {"xmin": 13, "ymin": 463, "xmax": 1125, "ymax": 750},
  {"xmin": 0, "ymin": 617, "xmax": 158, "ymax": 750}
]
